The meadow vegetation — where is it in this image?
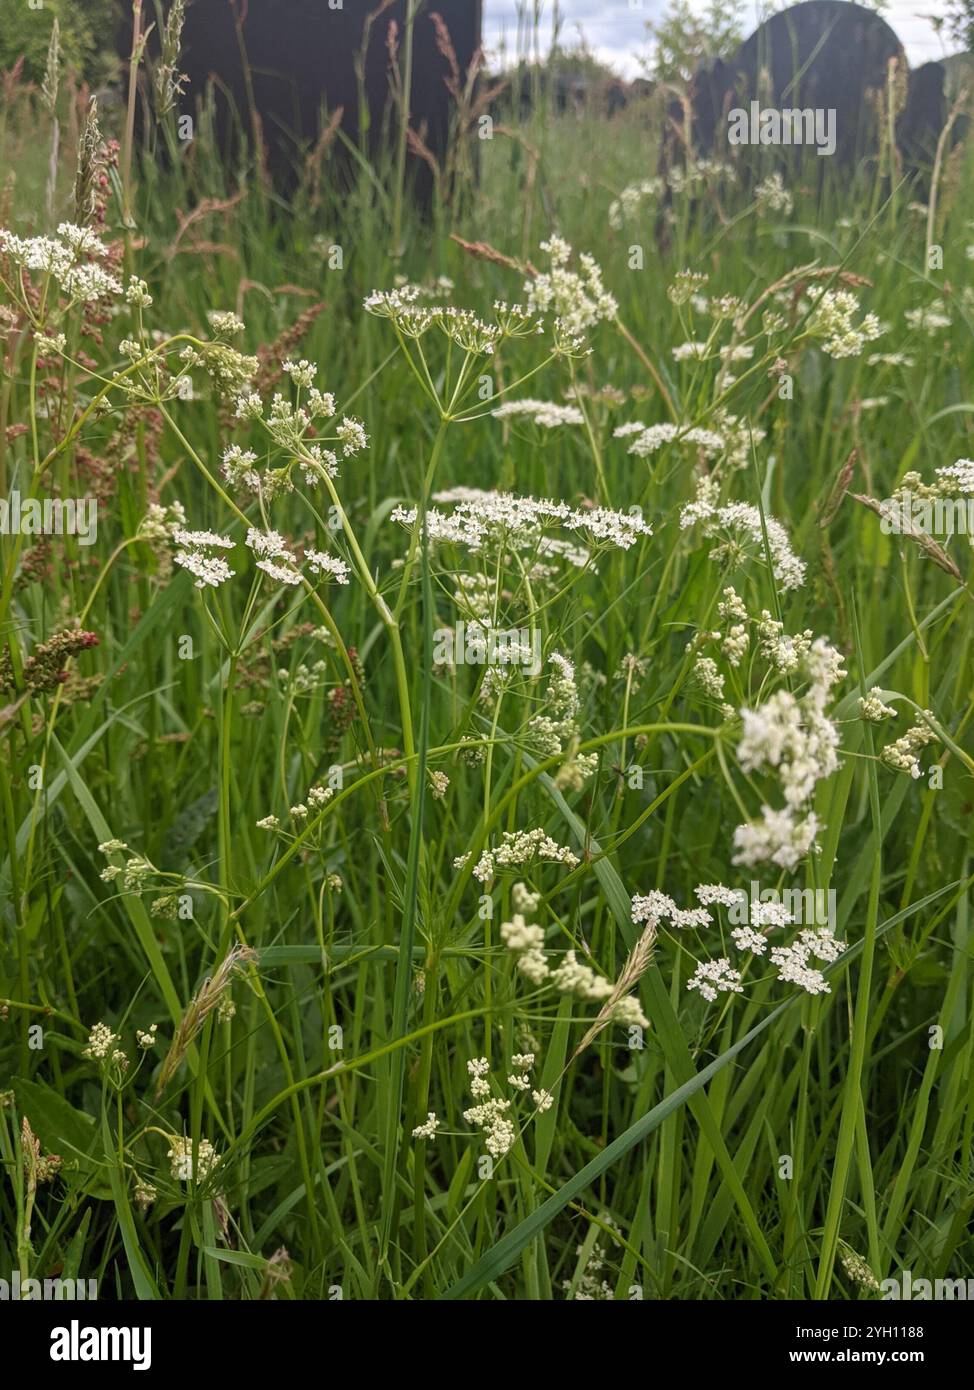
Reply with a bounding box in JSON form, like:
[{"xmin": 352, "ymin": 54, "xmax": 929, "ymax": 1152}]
[{"xmin": 0, "ymin": 11, "xmax": 972, "ymax": 1301}]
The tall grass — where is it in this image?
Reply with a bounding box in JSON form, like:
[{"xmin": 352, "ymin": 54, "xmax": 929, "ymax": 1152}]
[{"xmin": 0, "ymin": 47, "xmax": 972, "ymax": 1303}]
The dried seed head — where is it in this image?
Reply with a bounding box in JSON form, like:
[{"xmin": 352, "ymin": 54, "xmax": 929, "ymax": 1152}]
[
  {"xmin": 157, "ymin": 945, "xmax": 258, "ymax": 1094},
  {"xmin": 74, "ymin": 97, "xmax": 104, "ymax": 228},
  {"xmin": 41, "ymin": 19, "xmax": 60, "ymax": 116}
]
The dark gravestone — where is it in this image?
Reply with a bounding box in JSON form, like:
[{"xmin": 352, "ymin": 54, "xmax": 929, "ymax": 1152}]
[
  {"xmin": 689, "ymin": 0, "xmax": 906, "ymax": 163},
  {"xmin": 896, "ymin": 62, "xmax": 953, "ymax": 175},
  {"xmin": 684, "ymin": 56, "xmax": 733, "ymax": 156},
  {"xmin": 904, "ymin": 58, "xmax": 972, "ymax": 188},
  {"xmin": 122, "ymin": 0, "xmax": 482, "ymax": 196}
]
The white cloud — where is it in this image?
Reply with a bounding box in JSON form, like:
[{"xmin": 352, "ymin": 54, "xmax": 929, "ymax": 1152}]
[{"xmin": 482, "ymin": 0, "xmax": 952, "ymax": 79}]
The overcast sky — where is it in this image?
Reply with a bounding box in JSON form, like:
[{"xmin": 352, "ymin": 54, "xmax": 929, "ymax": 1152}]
[{"xmin": 482, "ymin": 1, "xmax": 953, "ymax": 76}]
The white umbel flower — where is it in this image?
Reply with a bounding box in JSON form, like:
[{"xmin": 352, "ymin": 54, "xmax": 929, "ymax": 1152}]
[
  {"xmin": 525, "ymin": 235, "xmax": 617, "ymax": 339},
  {"xmin": 167, "ymin": 1135, "xmax": 221, "ymax": 1183},
  {"xmin": 492, "ymin": 398, "xmax": 584, "ymax": 428},
  {"xmin": 411, "ymin": 1112, "xmax": 440, "ymax": 1140},
  {"xmin": 306, "ymin": 550, "xmax": 351, "ymax": 584},
  {"xmin": 686, "ymin": 957, "xmax": 744, "ymax": 1003}
]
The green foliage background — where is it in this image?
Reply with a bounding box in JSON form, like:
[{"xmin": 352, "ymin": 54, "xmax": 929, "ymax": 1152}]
[{"xmin": 0, "ymin": 0, "xmax": 118, "ymax": 85}]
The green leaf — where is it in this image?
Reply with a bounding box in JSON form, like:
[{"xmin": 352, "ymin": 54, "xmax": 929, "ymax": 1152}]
[
  {"xmin": 12, "ymin": 1076, "xmax": 111, "ymax": 1198},
  {"xmin": 100, "ymin": 1109, "xmax": 159, "ymax": 1300}
]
